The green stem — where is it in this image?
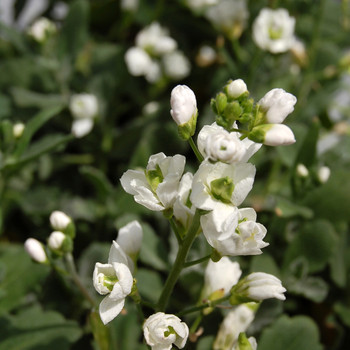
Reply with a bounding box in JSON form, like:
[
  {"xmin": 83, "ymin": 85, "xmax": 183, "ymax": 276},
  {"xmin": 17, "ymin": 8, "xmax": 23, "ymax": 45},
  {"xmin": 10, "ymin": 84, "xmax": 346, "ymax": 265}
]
[
  {"xmin": 136, "ymin": 303, "xmax": 145, "ymax": 322},
  {"xmin": 156, "ymin": 210, "xmax": 201, "ymax": 312},
  {"xmin": 190, "ymin": 314, "xmax": 203, "ymax": 334},
  {"xmin": 65, "ymin": 253, "xmax": 96, "ymax": 307},
  {"xmin": 184, "ymin": 254, "xmax": 211, "ymax": 268},
  {"xmin": 140, "ymin": 299, "xmax": 157, "ymax": 309},
  {"xmin": 170, "ymin": 217, "xmax": 183, "ymax": 244},
  {"xmin": 177, "ymin": 295, "xmax": 231, "ymax": 317},
  {"xmin": 188, "ymin": 137, "xmax": 204, "ymax": 163}
]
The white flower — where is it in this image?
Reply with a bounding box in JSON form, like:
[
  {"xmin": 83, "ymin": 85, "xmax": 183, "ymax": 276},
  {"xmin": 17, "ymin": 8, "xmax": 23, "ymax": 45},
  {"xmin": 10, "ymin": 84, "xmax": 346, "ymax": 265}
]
[
  {"xmin": 116, "ymin": 221, "xmax": 143, "ymax": 260},
  {"xmin": 170, "ymin": 85, "xmax": 197, "ymax": 126},
  {"xmin": 231, "ymin": 272, "xmax": 286, "ymax": 302},
  {"xmin": 186, "ymin": 0, "xmax": 219, "ymax": 11},
  {"xmin": 252, "ymin": 8, "xmax": 296, "ymax": 54},
  {"xmin": 27, "ymin": 17, "xmax": 56, "ymax": 42},
  {"xmin": 50, "ymin": 211, "xmax": 71, "ymax": 231},
  {"xmin": 13, "ymin": 123, "xmax": 25, "ymax": 138},
  {"xmin": 124, "ymin": 47, "xmax": 153, "ymax": 76},
  {"xmin": 163, "ymin": 51, "xmax": 191, "ymax": 80},
  {"xmin": 136, "ymin": 22, "xmax": 177, "ymax": 56},
  {"xmin": 190, "ymin": 159, "xmax": 256, "ymax": 212},
  {"xmin": 196, "ymin": 45, "xmax": 217, "ymax": 67},
  {"xmin": 201, "ymin": 207, "xmax": 268, "ymax": 257},
  {"xmin": 263, "ymin": 124, "xmax": 296, "ymax": 146},
  {"xmin": 173, "ymin": 173, "xmax": 195, "ymax": 233},
  {"xmin": 203, "ymin": 258, "xmax": 242, "ymax": 299},
  {"xmin": 71, "ymin": 119, "xmax": 94, "ymax": 138},
  {"xmin": 296, "ymin": 163, "xmax": 309, "ymax": 177},
  {"xmin": 318, "ymin": 166, "xmax": 330, "ymax": 183},
  {"xmin": 143, "ymin": 101, "xmax": 160, "ymax": 115},
  {"xmin": 143, "ymin": 312, "xmax": 189, "ymax": 350},
  {"xmin": 145, "ymin": 59, "xmax": 162, "ymax": 83},
  {"xmin": 227, "ymin": 79, "xmax": 248, "ymax": 99},
  {"xmin": 120, "ymin": 153, "xmax": 186, "ymax": 211},
  {"xmin": 205, "ymin": 0, "xmax": 249, "ymax": 38},
  {"xmin": 47, "ymin": 231, "xmax": 66, "ymax": 250},
  {"xmin": 93, "ymin": 241, "xmax": 133, "ymax": 325},
  {"xmin": 51, "ymin": 1, "xmax": 69, "ymax": 20},
  {"xmin": 69, "ymin": 93, "xmax": 98, "ymax": 120},
  {"xmin": 205, "ymin": 129, "xmax": 247, "ymax": 163},
  {"xmin": 24, "ymin": 238, "xmax": 47, "ymax": 263},
  {"xmin": 213, "ymin": 304, "xmax": 256, "ymax": 350},
  {"xmin": 258, "ymin": 88, "xmax": 297, "ymax": 124},
  {"xmin": 121, "ymin": 0, "xmax": 139, "ymax": 12},
  {"xmin": 197, "ymin": 123, "xmax": 262, "ymax": 163}
]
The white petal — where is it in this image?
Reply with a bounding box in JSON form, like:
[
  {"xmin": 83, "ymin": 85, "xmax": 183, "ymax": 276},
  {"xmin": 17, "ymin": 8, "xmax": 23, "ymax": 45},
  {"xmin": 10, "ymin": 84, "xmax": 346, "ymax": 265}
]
[
  {"xmin": 120, "ymin": 170, "xmax": 147, "ymax": 196},
  {"xmin": 71, "ymin": 118, "xmax": 94, "ymax": 138},
  {"xmin": 108, "ymin": 241, "xmax": 129, "ymax": 265},
  {"xmin": 99, "ymin": 295, "xmax": 125, "ymax": 325}
]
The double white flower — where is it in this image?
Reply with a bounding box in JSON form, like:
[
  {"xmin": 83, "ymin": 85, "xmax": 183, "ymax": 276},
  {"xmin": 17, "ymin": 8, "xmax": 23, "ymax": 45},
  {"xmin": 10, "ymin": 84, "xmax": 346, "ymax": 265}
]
[
  {"xmin": 252, "ymin": 8, "xmax": 296, "ymax": 54},
  {"xmin": 93, "ymin": 242, "xmax": 133, "ymax": 324},
  {"xmin": 143, "ymin": 312, "xmax": 189, "ymax": 350},
  {"xmin": 120, "ymin": 152, "xmax": 186, "ymax": 212}
]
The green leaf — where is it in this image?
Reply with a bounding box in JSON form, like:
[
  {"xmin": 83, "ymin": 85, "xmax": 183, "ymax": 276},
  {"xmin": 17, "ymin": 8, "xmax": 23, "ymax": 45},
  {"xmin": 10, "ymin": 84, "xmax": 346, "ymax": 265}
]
[
  {"xmin": 0, "ymin": 244, "xmax": 50, "ymax": 315},
  {"xmin": 10, "ymin": 87, "xmax": 67, "ymax": 109},
  {"xmin": 283, "ymin": 219, "xmax": 337, "ymax": 274},
  {"xmin": 0, "ymin": 94, "xmax": 12, "ymax": 119},
  {"xmin": 334, "ymin": 303, "xmax": 350, "ymax": 328},
  {"xmin": 258, "ymin": 315, "xmax": 323, "ymax": 350},
  {"xmin": 0, "ymin": 305, "xmax": 82, "ymax": 350},
  {"xmin": 138, "ymin": 223, "xmax": 169, "ymax": 271},
  {"xmin": 274, "ymin": 196, "xmax": 314, "ymax": 219},
  {"xmin": 329, "ymin": 227, "xmax": 347, "ymax": 288},
  {"xmin": 302, "ymin": 170, "xmax": 350, "ymax": 223},
  {"xmin": 0, "ymin": 120, "xmax": 14, "ymax": 149},
  {"xmin": 250, "ymin": 253, "xmax": 281, "ymax": 278},
  {"xmin": 90, "ymin": 310, "xmax": 110, "ymax": 350},
  {"xmin": 136, "ymin": 268, "xmax": 163, "ymax": 304},
  {"xmin": 12, "ymin": 106, "xmax": 65, "ymax": 159}
]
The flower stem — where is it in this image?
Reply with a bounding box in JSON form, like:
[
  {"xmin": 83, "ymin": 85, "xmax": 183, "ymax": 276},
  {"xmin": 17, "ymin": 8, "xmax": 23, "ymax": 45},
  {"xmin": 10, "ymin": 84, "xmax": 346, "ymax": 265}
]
[
  {"xmin": 65, "ymin": 253, "xmax": 96, "ymax": 307},
  {"xmin": 184, "ymin": 254, "xmax": 211, "ymax": 268},
  {"xmin": 170, "ymin": 217, "xmax": 183, "ymax": 244},
  {"xmin": 188, "ymin": 137, "xmax": 204, "ymax": 163},
  {"xmin": 176, "ymin": 295, "xmax": 231, "ymax": 317},
  {"xmin": 190, "ymin": 314, "xmax": 203, "ymax": 334},
  {"xmin": 156, "ymin": 210, "xmax": 201, "ymax": 312},
  {"xmin": 140, "ymin": 299, "xmax": 157, "ymax": 309}
]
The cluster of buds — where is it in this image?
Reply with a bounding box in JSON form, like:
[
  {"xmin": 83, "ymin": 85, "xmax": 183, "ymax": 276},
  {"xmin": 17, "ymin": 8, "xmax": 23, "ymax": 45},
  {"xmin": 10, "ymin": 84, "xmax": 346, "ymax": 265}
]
[{"xmin": 24, "ymin": 211, "xmax": 75, "ymax": 263}]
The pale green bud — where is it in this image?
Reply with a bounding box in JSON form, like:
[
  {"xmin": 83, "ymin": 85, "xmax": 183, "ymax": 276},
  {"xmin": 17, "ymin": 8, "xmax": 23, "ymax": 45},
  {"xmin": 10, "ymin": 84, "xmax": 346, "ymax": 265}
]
[
  {"xmin": 216, "ymin": 93, "xmax": 228, "ymax": 114},
  {"xmin": 210, "ymin": 176, "xmax": 235, "ymax": 203},
  {"xmin": 224, "ymin": 102, "xmax": 243, "ymax": 121}
]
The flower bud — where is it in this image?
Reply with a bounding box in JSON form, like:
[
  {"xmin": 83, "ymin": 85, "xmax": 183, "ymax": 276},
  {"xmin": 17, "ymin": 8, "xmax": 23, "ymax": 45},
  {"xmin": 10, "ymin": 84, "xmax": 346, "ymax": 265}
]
[
  {"xmin": 216, "ymin": 93, "xmax": 228, "ymax": 114},
  {"xmin": 226, "ymin": 79, "xmax": 248, "ymax": 99},
  {"xmin": 224, "ymin": 102, "xmax": 243, "ymax": 120},
  {"xmin": 116, "ymin": 221, "xmax": 143, "ymax": 260},
  {"xmin": 24, "ymin": 238, "xmax": 47, "ymax": 263},
  {"xmin": 27, "ymin": 17, "xmax": 56, "ymax": 43},
  {"xmin": 296, "ymin": 163, "xmax": 309, "ymax": 177},
  {"xmin": 170, "ymin": 85, "xmax": 198, "ymax": 140},
  {"xmin": 13, "ymin": 123, "xmax": 25, "ymax": 138},
  {"xmin": 318, "ymin": 166, "xmax": 330, "ymax": 183},
  {"xmin": 48, "ymin": 231, "xmax": 66, "ymax": 250},
  {"xmin": 50, "ymin": 211, "xmax": 71, "ymax": 231},
  {"xmin": 248, "ymin": 124, "xmax": 296, "ymax": 146}
]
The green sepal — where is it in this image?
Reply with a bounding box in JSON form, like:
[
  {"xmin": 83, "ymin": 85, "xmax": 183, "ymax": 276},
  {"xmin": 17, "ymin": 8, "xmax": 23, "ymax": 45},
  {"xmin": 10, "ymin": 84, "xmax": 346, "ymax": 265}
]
[
  {"xmin": 236, "ymin": 332, "xmax": 254, "ymax": 350},
  {"xmin": 198, "ymin": 209, "xmax": 211, "ymax": 216},
  {"xmin": 163, "ymin": 207, "xmax": 174, "ymax": 219},
  {"xmin": 211, "ymin": 98, "xmax": 218, "ymax": 115},
  {"xmin": 63, "ymin": 221, "xmax": 76, "ymax": 239},
  {"xmin": 224, "ymin": 102, "xmax": 243, "ymax": 121},
  {"xmin": 61, "ymin": 235, "xmax": 74, "ymax": 254},
  {"xmin": 177, "ymin": 111, "xmax": 197, "ymax": 141},
  {"xmin": 248, "ymin": 124, "xmax": 272, "ymax": 144},
  {"xmin": 241, "ymin": 98, "xmax": 254, "ymax": 113},
  {"xmin": 216, "ymin": 115, "xmax": 229, "ymax": 129},
  {"xmin": 211, "ymin": 248, "xmax": 222, "ymax": 262},
  {"xmin": 229, "ymin": 293, "xmax": 253, "ymax": 306},
  {"xmin": 210, "ymin": 176, "xmax": 235, "ymax": 203},
  {"xmin": 238, "ymin": 113, "xmax": 252, "ymax": 124},
  {"xmin": 216, "ymin": 93, "xmax": 227, "ymax": 114},
  {"xmin": 146, "ymin": 164, "xmax": 164, "ymax": 192}
]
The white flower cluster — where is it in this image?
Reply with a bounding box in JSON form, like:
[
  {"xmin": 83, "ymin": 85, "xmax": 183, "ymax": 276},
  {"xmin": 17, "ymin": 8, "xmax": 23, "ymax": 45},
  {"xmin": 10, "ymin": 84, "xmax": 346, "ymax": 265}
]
[{"xmin": 124, "ymin": 22, "xmax": 191, "ymax": 83}]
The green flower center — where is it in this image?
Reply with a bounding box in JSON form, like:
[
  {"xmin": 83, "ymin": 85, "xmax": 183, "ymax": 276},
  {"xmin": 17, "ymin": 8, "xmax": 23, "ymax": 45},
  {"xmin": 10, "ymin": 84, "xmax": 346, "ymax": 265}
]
[
  {"xmin": 210, "ymin": 176, "xmax": 235, "ymax": 204},
  {"xmin": 146, "ymin": 164, "xmax": 164, "ymax": 192},
  {"xmin": 103, "ymin": 275, "xmax": 119, "ymax": 292}
]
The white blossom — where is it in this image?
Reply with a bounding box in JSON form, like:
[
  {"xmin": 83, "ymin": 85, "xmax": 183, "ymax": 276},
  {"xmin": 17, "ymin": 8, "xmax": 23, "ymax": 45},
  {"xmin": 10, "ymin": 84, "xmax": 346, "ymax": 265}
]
[
  {"xmin": 143, "ymin": 312, "xmax": 189, "ymax": 350},
  {"xmin": 136, "ymin": 22, "xmax": 177, "ymax": 56},
  {"xmin": 173, "ymin": 173, "xmax": 195, "ymax": 233},
  {"xmin": 47, "ymin": 231, "xmax": 66, "ymax": 250},
  {"xmin": 196, "ymin": 45, "xmax": 217, "ymax": 67},
  {"xmin": 71, "ymin": 118, "xmax": 94, "ymax": 138},
  {"xmin": 50, "ymin": 211, "xmax": 71, "ymax": 231},
  {"xmin": 252, "ymin": 8, "xmax": 296, "ymax": 54},
  {"xmin": 197, "ymin": 123, "xmax": 262, "ymax": 163},
  {"xmin": 186, "ymin": 0, "xmax": 218, "ymax": 11},
  {"xmin": 170, "ymin": 85, "xmax": 197, "ymax": 126},
  {"xmin": 263, "ymin": 124, "xmax": 296, "ymax": 146},
  {"xmin": 258, "ymin": 88, "xmax": 297, "ymax": 124},
  {"xmin": 24, "ymin": 238, "xmax": 47, "ymax": 263},
  {"xmin": 69, "ymin": 93, "xmax": 98, "ymax": 120},
  {"xmin": 121, "ymin": 0, "xmax": 139, "ymax": 12},
  {"xmin": 27, "ymin": 17, "xmax": 56, "ymax": 42},
  {"xmin": 163, "ymin": 50, "xmax": 191, "ymax": 80},
  {"xmin": 145, "ymin": 60, "xmax": 162, "ymax": 83},
  {"xmin": 120, "ymin": 153, "xmax": 186, "ymax": 211},
  {"xmin": 93, "ymin": 241, "xmax": 133, "ymax": 324},
  {"xmin": 296, "ymin": 163, "xmax": 309, "ymax": 177},
  {"xmin": 203, "ymin": 258, "xmax": 242, "ymax": 299},
  {"xmin": 227, "ymin": 79, "xmax": 248, "ymax": 99},
  {"xmin": 13, "ymin": 123, "xmax": 25, "ymax": 138},
  {"xmin": 213, "ymin": 304, "xmax": 256, "ymax": 350},
  {"xmin": 232, "ymin": 272, "xmax": 286, "ymax": 302},
  {"xmin": 124, "ymin": 47, "xmax": 153, "ymax": 77},
  {"xmin": 318, "ymin": 166, "xmax": 331, "ymax": 183},
  {"xmin": 116, "ymin": 221, "xmax": 143, "ymax": 259},
  {"xmin": 205, "ymin": 129, "xmax": 247, "ymax": 163},
  {"xmin": 205, "ymin": 0, "xmax": 249, "ymax": 38},
  {"xmin": 201, "ymin": 207, "xmax": 268, "ymax": 257},
  {"xmin": 190, "ymin": 159, "xmax": 256, "ymax": 212},
  {"xmin": 143, "ymin": 101, "xmax": 160, "ymax": 115}
]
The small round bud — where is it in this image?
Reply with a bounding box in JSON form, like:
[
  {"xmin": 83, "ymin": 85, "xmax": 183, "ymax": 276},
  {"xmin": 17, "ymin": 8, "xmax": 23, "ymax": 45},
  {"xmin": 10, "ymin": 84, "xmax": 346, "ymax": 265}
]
[
  {"xmin": 48, "ymin": 231, "xmax": 66, "ymax": 250},
  {"xmin": 50, "ymin": 211, "xmax": 71, "ymax": 231},
  {"xmin": 13, "ymin": 123, "xmax": 25, "ymax": 138},
  {"xmin": 226, "ymin": 79, "xmax": 248, "ymax": 99},
  {"xmin": 216, "ymin": 93, "xmax": 227, "ymax": 114},
  {"xmin": 170, "ymin": 85, "xmax": 197, "ymax": 126},
  {"xmin": 24, "ymin": 238, "xmax": 47, "ymax": 263},
  {"xmin": 318, "ymin": 166, "xmax": 330, "ymax": 183},
  {"xmin": 296, "ymin": 163, "xmax": 308, "ymax": 177}
]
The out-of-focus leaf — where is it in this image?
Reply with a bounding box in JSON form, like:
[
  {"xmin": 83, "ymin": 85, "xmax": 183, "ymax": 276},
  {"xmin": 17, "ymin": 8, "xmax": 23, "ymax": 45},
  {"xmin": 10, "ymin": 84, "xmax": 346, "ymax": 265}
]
[
  {"xmin": 136, "ymin": 268, "xmax": 163, "ymax": 304},
  {"xmin": 283, "ymin": 219, "xmax": 337, "ymax": 273},
  {"xmin": 79, "ymin": 166, "xmax": 114, "ymax": 200},
  {"xmin": 274, "ymin": 196, "xmax": 314, "ymax": 219},
  {"xmin": 12, "ymin": 106, "xmax": 65, "ymax": 159},
  {"xmin": 0, "ymin": 120, "xmax": 14, "ymax": 149},
  {"xmin": 139, "ymin": 223, "xmax": 169, "ymax": 271},
  {"xmin": 334, "ymin": 303, "xmax": 350, "ymax": 327},
  {"xmin": 250, "ymin": 253, "xmax": 281, "ymax": 278},
  {"xmin": 196, "ymin": 336, "xmax": 215, "ymax": 350},
  {"xmin": 0, "ymin": 23, "xmax": 28, "ymax": 54},
  {"xmin": 0, "ymin": 305, "xmax": 82, "ymax": 350},
  {"xmin": 329, "ymin": 227, "xmax": 347, "ymax": 288},
  {"xmin": 0, "ymin": 244, "xmax": 49, "ymax": 315},
  {"xmin": 258, "ymin": 315, "xmax": 323, "ymax": 350},
  {"xmin": 0, "ymin": 94, "xmax": 11, "ymax": 119},
  {"xmin": 302, "ymin": 170, "xmax": 350, "ymax": 223},
  {"xmin": 90, "ymin": 310, "xmax": 110, "ymax": 350}
]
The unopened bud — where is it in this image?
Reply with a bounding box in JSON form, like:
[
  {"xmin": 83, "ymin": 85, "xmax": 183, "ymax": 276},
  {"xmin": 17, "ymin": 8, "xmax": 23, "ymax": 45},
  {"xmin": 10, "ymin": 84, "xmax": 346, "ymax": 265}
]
[
  {"xmin": 216, "ymin": 93, "xmax": 227, "ymax": 114},
  {"xmin": 13, "ymin": 123, "xmax": 25, "ymax": 138},
  {"xmin": 296, "ymin": 163, "xmax": 308, "ymax": 177},
  {"xmin": 224, "ymin": 102, "xmax": 243, "ymax": 120},
  {"xmin": 318, "ymin": 166, "xmax": 330, "ymax": 183},
  {"xmin": 248, "ymin": 124, "xmax": 296, "ymax": 146},
  {"xmin": 225, "ymin": 79, "xmax": 248, "ymax": 99},
  {"xmin": 24, "ymin": 238, "xmax": 48, "ymax": 263}
]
